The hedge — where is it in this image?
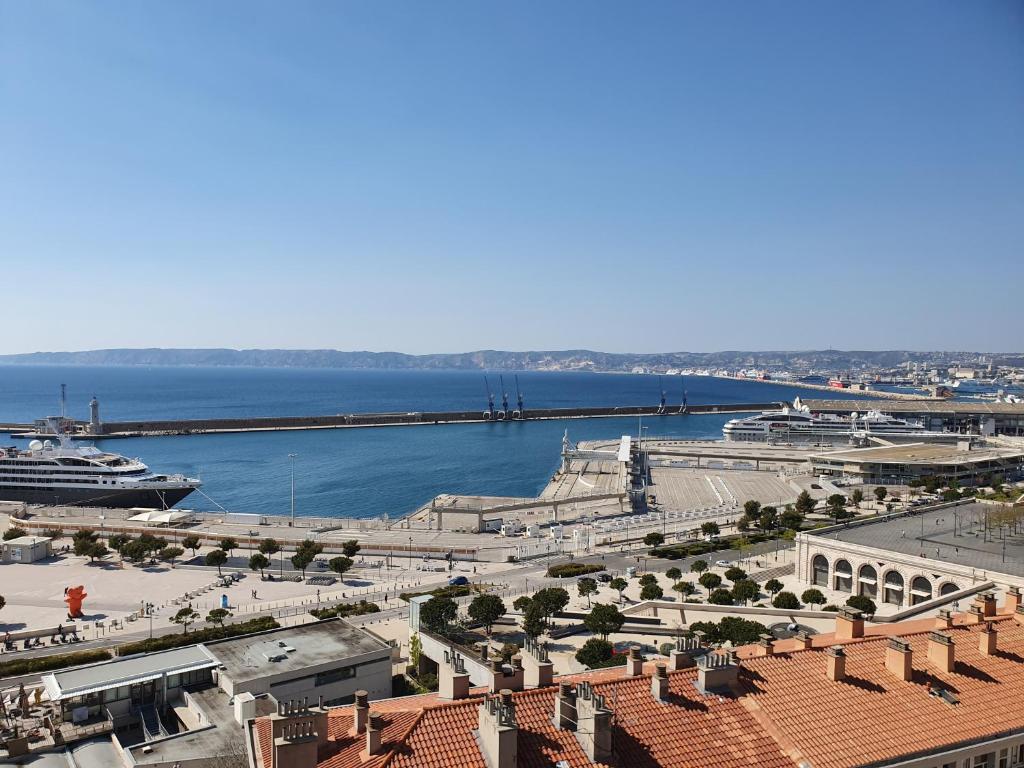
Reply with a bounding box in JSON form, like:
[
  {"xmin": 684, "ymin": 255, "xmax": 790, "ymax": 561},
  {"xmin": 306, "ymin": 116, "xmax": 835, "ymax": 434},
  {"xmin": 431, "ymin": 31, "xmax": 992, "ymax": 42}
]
[
  {"xmin": 546, "ymin": 563, "xmax": 605, "ymax": 579},
  {"xmin": 311, "ymin": 600, "xmax": 381, "ymax": 620},
  {"xmin": 400, "ymin": 584, "xmax": 475, "ymax": 602},
  {"xmin": 118, "ymin": 616, "xmax": 279, "ymax": 656},
  {"xmin": 650, "ymin": 532, "xmax": 775, "ymax": 560},
  {"xmin": 0, "ymin": 648, "xmax": 112, "ymax": 680}
]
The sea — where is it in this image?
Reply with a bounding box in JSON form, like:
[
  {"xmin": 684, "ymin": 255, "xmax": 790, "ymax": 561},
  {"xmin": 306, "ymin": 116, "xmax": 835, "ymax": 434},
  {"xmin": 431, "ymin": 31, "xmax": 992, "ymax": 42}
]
[{"xmin": 0, "ymin": 366, "xmax": 869, "ymax": 520}]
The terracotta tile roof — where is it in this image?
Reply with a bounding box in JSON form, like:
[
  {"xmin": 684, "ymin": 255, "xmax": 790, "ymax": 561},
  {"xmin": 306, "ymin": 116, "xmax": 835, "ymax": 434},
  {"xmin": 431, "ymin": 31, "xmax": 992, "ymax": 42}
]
[{"xmin": 252, "ymin": 614, "xmax": 1024, "ymax": 768}]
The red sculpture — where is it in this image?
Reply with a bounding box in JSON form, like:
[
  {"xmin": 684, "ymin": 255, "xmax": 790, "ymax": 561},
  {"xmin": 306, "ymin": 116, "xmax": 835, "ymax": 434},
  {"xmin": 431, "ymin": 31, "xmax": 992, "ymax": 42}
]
[{"xmin": 65, "ymin": 585, "xmax": 87, "ymax": 619}]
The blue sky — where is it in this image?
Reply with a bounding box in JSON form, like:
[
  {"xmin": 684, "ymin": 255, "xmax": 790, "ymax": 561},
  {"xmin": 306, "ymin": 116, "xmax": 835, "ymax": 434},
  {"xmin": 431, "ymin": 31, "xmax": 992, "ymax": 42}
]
[{"xmin": 1, "ymin": 1, "xmax": 1022, "ymax": 354}]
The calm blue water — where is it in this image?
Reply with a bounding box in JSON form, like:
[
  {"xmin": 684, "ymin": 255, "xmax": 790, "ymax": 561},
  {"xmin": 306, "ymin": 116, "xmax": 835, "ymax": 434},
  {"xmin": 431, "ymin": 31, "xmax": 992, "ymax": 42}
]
[{"xmin": 0, "ymin": 366, "xmax": 867, "ymax": 518}]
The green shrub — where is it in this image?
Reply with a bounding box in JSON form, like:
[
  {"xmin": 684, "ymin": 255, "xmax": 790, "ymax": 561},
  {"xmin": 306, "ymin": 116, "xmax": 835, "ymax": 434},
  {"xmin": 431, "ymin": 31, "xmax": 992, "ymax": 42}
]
[
  {"xmin": 311, "ymin": 600, "xmax": 381, "ymax": 620},
  {"xmin": 546, "ymin": 563, "xmax": 605, "ymax": 579},
  {"xmin": 118, "ymin": 616, "xmax": 279, "ymax": 656},
  {"xmin": 689, "ymin": 616, "xmax": 769, "ymax": 645},
  {"xmin": 0, "ymin": 648, "xmax": 112, "ymax": 678},
  {"xmin": 575, "ymin": 638, "xmax": 615, "ymax": 668}
]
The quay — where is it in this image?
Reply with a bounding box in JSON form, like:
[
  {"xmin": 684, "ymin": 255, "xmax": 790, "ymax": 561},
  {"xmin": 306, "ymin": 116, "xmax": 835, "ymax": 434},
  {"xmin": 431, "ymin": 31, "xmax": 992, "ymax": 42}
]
[{"xmin": 2, "ymin": 401, "xmax": 784, "ymax": 439}]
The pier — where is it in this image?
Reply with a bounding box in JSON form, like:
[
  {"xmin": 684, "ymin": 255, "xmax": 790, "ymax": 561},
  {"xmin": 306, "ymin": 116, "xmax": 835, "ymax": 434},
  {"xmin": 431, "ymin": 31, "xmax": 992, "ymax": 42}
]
[{"xmin": 2, "ymin": 401, "xmax": 784, "ymax": 439}]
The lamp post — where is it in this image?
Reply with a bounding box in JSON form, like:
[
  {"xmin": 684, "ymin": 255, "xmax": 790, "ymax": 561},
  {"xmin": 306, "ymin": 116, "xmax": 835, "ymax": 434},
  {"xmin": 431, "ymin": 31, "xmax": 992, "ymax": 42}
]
[
  {"xmin": 408, "ymin": 537, "xmax": 413, "ymax": 570},
  {"xmin": 288, "ymin": 453, "xmax": 298, "ymax": 527}
]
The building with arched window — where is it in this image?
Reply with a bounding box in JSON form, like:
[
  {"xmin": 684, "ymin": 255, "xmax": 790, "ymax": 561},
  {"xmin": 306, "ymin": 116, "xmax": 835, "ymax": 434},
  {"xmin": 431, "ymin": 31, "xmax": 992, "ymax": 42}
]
[{"xmin": 796, "ymin": 502, "xmax": 1024, "ymax": 609}]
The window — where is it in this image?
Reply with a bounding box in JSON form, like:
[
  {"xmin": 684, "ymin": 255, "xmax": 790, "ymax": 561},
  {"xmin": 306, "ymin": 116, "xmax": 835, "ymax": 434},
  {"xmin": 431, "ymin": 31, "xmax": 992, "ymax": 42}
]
[
  {"xmin": 999, "ymin": 748, "xmax": 1009, "ymax": 768},
  {"xmin": 812, "ymin": 555, "xmax": 829, "ymax": 587},
  {"xmin": 315, "ymin": 666, "xmax": 357, "ymax": 686},
  {"xmin": 834, "ymin": 560, "xmax": 853, "ymax": 593}
]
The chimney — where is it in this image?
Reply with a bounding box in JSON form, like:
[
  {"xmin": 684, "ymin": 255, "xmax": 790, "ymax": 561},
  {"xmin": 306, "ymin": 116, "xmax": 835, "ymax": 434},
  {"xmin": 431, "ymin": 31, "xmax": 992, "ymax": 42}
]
[
  {"xmin": 271, "ymin": 698, "xmax": 328, "ymax": 751},
  {"xmin": 669, "ymin": 634, "xmax": 702, "ymax": 670},
  {"xmin": 976, "ymin": 591, "xmax": 997, "ymax": 618},
  {"xmin": 625, "ymin": 645, "xmax": 644, "ymax": 677},
  {"xmin": 651, "ymin": 662, "xmax": 669, "ymax": 701},
  {"xmin": 758, "ymin": 634, "xmax": 775, "ymax": 657},
  {"xmin": 552, "ymin": 681, "xmax": 577, "ymax": 731},
  {"xmin": 793, "ymin": 630, "xmax": 813, "ymax": 651},
  {"xmin": 234, "ymin": 691, "xmax": 257, "ymax": 725},
  {"xmin": 478, "ymin": 692, "xmax": 518, "ymax": 768},
  {"xmin": 363, "ymin": 712, "xmax": 384, "ymax": 759},
  {"xmin": 351, "ymin": 690, "xmax": 369, "ymax": 734},
  {"xmin": 488, "ymin": 657, "xmax": 524, "ymax": 693},
  {"xmin": 477, "ymin": 642, "xmax": 490, "ymax": 662},
  {"xmin": 574, "ymin": 682, "xmax": 612, "ymax": 763},
  {"xmin": 1015, "ymin": 605, "xmax": 1024, "ymax": 626},
  {"xmin": 522, "ymin": 637, "xmax": 554, "ymax": 689},
  {"xmin": 696, "ymin": 651, "xmax": 739, "ymax": 695},
  {"xmin": 967, "ymin": 606, "xmax": 985, "ymax": 625},
  {"xmin": 927, "ymin": 631, "xmax": 955, "ymax": 674},
  {"xmin": 825, "ymin": 645, "xmax": 846, "ymax": 682},
  {"xmin": 835, "ymin": 608, "xmax": 865, "ymax": 640},
  {"xmin": 980, "ymin": 625, "xmax": 998, "ymax": 656},
  {"xmin": 272, "ymin": 718, "xmax": 318, "ymax": 768},
  {"xmin": 1004, "ymin": 587, "xmax": 1021, "ymax": 614},
  {"xmin": 934, "ymin": 609, "xmax": 953, "ymax": 630},
  {"xmin": 440, "ymin": 651, "xmax": 471, "ymax": 700},
  {"xmin": 885, "ymin": 638, "xmax": 913, "ymax": 682}
]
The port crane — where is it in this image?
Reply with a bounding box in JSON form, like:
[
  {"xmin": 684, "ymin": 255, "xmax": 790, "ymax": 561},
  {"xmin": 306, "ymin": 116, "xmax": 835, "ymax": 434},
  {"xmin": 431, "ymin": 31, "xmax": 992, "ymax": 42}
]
[
  {"xmin": 498, "ymin": 375, "xmax": 509, "ymax": 420},
  {"xmin": 514, "ymin": 375, "xmax": 524, "ymax": 419},
  {"xmin": 482, "ymin": 376, "xmax": 496, "ymax": 420}
]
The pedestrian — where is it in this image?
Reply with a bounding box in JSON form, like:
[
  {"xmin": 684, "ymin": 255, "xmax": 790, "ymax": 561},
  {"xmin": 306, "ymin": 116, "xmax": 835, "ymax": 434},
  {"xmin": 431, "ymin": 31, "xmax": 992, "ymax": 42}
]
[{"xmin": 316, "ymin": 589, "xmax": 321, "ymax": 602}]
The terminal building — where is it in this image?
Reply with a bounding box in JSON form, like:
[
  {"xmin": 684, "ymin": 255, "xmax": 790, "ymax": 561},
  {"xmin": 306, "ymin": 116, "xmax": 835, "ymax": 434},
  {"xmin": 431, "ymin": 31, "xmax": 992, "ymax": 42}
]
[
  {"xmin": 804, "ymin": 398, "xmax": 1024, "ymax": 437},
  {"xmin": 809, "ymin": 442, "xmax": 1024, "ymax": 485}
]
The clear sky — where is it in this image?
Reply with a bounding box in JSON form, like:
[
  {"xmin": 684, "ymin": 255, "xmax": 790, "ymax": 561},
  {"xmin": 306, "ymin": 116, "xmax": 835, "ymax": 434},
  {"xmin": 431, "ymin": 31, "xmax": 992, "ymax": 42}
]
[{"xmin": 2, "ymin": 1, "xmax": 1022, "ymax": 355}]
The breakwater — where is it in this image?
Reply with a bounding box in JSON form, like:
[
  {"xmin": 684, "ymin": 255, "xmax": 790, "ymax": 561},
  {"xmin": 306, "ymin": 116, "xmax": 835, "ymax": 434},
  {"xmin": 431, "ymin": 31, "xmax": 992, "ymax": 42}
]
[{"xmin": 7, "ymin": 402, "xmax": 783, "ymax": 438}]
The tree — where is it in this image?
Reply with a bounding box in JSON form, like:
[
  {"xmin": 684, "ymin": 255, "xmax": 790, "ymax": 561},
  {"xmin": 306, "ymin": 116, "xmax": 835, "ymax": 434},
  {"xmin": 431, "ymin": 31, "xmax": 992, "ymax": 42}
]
[
  {"xmin": 3, "ymin": 526, "xmax": 28, "ymax": 541},
  {"xmin": 584, "ymin": 604, "xmax": 625, "ymax": 639},
  {"xmin": 578, "ymin": 577, "xmax": 599, "ymax": 607},
  {"xmin": 159, "ymin": 546, "xmax": 184, "ymax": 566},
  {"xmin": 532, "ymin": 587, "xmax": 570, "ymax": 624},
  {"xmin": 85, "ymin": 542, "xmax": 108, "ymax": 562},
  {"xmin": 206, "ymin": 548, "xmax": 228, "ymax": 575},
  {"xmin": 700, "ymin": 521, "xmax": 720, "ymax": 538},
  {"xmin": 764, "ymin": 578, "xmax": 784, "ymax": 596},
  {"xmin": 182, "ymin": 534, "xmax": 201, "ymax": 555},
  {"xmin": 219, "ymin": 537, "xmax": 239, "ymax": 555},
  {"xmin": 137, "ymin": 534, "xmax": 166, "ymax": 554},
  {"xmin": 249, "ymin": 553, "xmax": 269, "ymax": 577},
  {"xmin": 468, "ymin": 594, "xmax": 506, "ymax": 635},
  {"xmin": 512, "ymin": 595, "xmax": 533, "ymax": 613},
  {"xmin": 342, "ymin": 539, "xmax": 362, "ymax": 557},
  {"xmin": 874, "ymin": 486, "xmax": 888, "ymax": 502},
  {"xmin": 259, "ymin": 538, "xmax": 280, "ymax": 557},
  {"xmin": 108, "ymin": 534, "xmax": 131, "ymax": 555},
  {"xmin": 609, "ymin": 577, "xmax": 628, "ymax": 604},
  {"xmin": 827, "ymin": 494, "xmax": 851, "ymax": 521},
  {"xmin": 780, "ymin": 507, "xmax": 804, "ymax": 530},
  {"xmin": 291, "ymin": 551, "xmax": 314, "ymax": 579},
  {"xmin": 743, "ymin": 500, "xmax": 762, "ymax": 518},
  {"xmin": 665, "ymin": 567, "xmax": 682, "ymax": 581},
  {"xmin": 420, "ymin": 595, "xmax": 458, "ymax": 633},
  {"xmin": 522, "ymin": 602, "xmax": 547, "ymax": 638},
  {"xmin": 772, "ymin": 591, "xmax": 801, "ymax": 609},
  {"xmin": 171, "ymin": 606, "xmax": 199, "ymax": 634},
  {"xmin": 575, "ymin": 638, "xmax": 614, "ymax": 668},
  {"xmin": 643, "ymin": 532, "xmax": 665, "ymax": 547},
  {"xmin": 708, "ymin": 588, "xmax": 733, "ymax": 605},
  {"xmin": 122, "ymin": 539, "xmax": 152, "ymax": 564},
  {"xmin": 690, "ymin": 616, "xmax": 769, "ymax": 645},
  {"xmin": 698, "ymin": 572, "xmax": 722, "ymax": 591},
  {"xmin": 795, "ymin": 490, "xmax": 815, "ymax": 517},
  {"xmin": 0, "ymin": 595, "xmax": 5, "ymax": 612},
  {"xmin": 690, "ymin": 559, "xmax": 709, "ymax": 575},
  {"xmin": 673, "ymin": 581, "xmax": 697, "ymax": 599},
  {"xmin": 206, "ymin": 607, "xmax": 232, "ymax": 627},
  {"xmin": 845, "ymin": 595, "xmax": 877, "ymax": 616},
  {"xmin": 758, "ymin": 506, "xmax": 778, "ymax": 532},
  {"xmin": 732, "ymin": 579, "xmax": 759, "ymax": 605},
  {"xmin": 851, "ymin": 489, "xmax": 864, "ymax": 508},
  {"xmin": 639, "ymin": 573, "xmax": 657, "ymax": 587},
  {"xmin": 640, "ymin": 583, "xmax": 663, "ymax": 600},
  {"xmin": 724, "ymin": 566, "xmax": 748, "ymax": 583},
  {"xmin": 801, "ymin": 588, "xmax": 826, "ymax": 607},
  {"xmin": 328, "ymin": 556, "xmax": 354, "ymax": 584},
  {"xmin": 72, "ymin": 529, "xmax": 98, "ymax": 556},
  {"xmin": 736, "ymin": 515, "xmax": 751, "ymax": 532}
]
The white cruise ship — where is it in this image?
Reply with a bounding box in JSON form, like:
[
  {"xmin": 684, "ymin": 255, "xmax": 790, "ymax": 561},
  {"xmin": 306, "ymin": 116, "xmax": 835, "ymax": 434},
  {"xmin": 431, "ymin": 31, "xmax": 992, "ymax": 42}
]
[
  {"xmin": 0, "ymin": 434, "xmax": 200, "ymax": 509},
  {"xmin": 722, "ymin": 401, "xmax": 929, "ymax": 443}
]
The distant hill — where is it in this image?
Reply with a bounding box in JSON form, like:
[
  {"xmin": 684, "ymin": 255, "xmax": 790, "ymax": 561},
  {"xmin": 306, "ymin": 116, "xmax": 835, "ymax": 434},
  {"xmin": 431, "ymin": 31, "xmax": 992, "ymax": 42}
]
[{"xmin": 0, "ymin": 348, "xmax": 1012, "ymax": 371}]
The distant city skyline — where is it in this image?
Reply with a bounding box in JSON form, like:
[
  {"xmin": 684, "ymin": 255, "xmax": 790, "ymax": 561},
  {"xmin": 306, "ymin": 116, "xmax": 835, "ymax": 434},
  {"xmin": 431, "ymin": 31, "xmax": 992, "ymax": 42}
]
[{"xmin": 2, "ymin": 1, "xmax": 1022, "ymax": 355}]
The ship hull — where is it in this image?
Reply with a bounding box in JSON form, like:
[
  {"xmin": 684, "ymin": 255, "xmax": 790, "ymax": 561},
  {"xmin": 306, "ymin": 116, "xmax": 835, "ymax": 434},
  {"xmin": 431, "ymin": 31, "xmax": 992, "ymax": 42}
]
[{"xmin": 0, "ymin": 485, "xmax": 197, "ymax": 509}]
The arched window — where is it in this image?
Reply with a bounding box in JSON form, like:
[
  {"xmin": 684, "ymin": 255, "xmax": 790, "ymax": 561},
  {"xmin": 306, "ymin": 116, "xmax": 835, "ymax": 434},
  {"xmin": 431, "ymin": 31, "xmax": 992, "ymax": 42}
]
[
  {"xmin": 939, "ymin": 582, "xmax": 959, "ymax": 596},
  {"xmin": 883, "ymin": 570, "xmax": 905, "ymax": 606},
  {"xmin": 858, "ymin": 564, "xmax": 878, "ymax": 599},
  {"xmin": 834, "ymin": 559, "xmax": 853, "ymax": 593},
  {"xmin": 812, "ymin": 555, "xmax": 829, "ymax": 587},
  {"xmin": 910, "ymin": 576, "xmax": 932, "ymax": 605}
]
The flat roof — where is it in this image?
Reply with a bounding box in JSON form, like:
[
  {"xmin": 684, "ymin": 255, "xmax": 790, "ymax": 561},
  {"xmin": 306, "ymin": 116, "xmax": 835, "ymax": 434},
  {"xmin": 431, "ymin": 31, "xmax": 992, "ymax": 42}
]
[
  {"xmin": 807, "ymin": 502, "xmax": 1024, "ymax": 578},
  {"xmin": 811, "ymin": 442, "xmax": 1024, "ymax": 466},
  {"xmin": 2, "ymin": 535, "xmax": 50, "ymax": 545},
  {"xmin": 208, "ymin": 619, "xmax": 390, "ymax": 685},
  {"xmin": 42, "ymin": 645, "xmax": 218, "ymax": 701},
  {"xmin": 803, "ymin": 399, "xmax": 1024, "ymax": 416}
]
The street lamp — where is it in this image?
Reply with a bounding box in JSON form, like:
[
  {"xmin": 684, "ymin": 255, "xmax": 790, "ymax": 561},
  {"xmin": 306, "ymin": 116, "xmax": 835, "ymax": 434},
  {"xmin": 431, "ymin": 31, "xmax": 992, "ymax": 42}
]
[
  {"xmin": 408, "ymin": 537, "xmax": 413, "ymax": 570},
  {"xmin": 288, "ymin": 453, "xmax": 298, "ymax": 526}
]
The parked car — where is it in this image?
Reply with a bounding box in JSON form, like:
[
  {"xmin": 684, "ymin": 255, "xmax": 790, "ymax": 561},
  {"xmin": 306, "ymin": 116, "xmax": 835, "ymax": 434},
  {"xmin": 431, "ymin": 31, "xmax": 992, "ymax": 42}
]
[
  {"xmin": 714, "ymin": 559, "xmax": 730, "ymax": 567},
  {"xmin": 448, "ymin": 575, "xmax": 470, "ymax": 586},
  {"xmin": 597, "ymin": 572, "xmax": 612, "ymax": 582}
]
